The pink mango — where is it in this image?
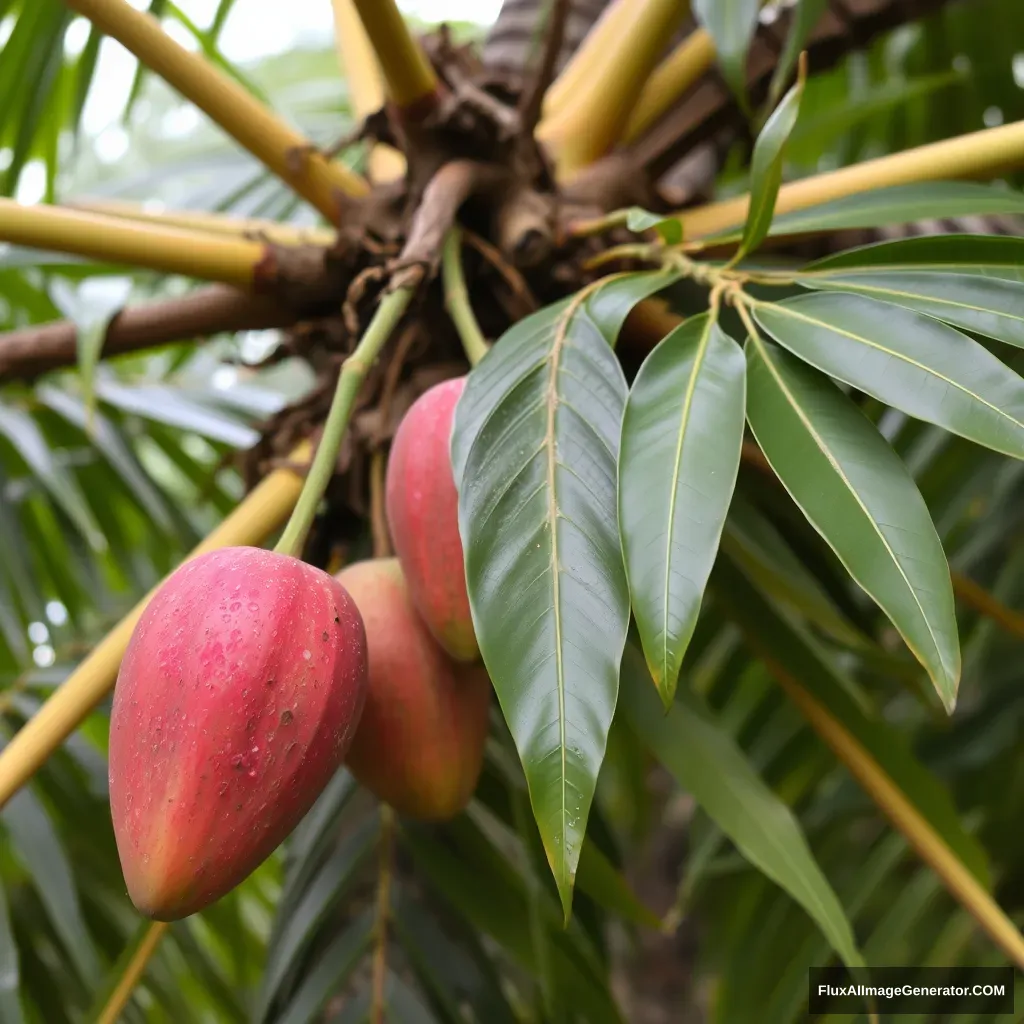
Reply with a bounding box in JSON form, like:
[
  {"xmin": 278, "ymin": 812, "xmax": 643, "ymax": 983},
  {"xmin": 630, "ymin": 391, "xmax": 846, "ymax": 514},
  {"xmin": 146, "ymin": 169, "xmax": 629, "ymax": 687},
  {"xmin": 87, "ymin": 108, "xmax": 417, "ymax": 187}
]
[
  {"xmin": 338, "ymin": 559, "xmax": 491, "ymax": 820},
  {"xmin": 109, "ymin": 546, "xmax": 367, "ymax": 921},
  {"xmin": 386, "ymin": 376, "xmax": 479, "ymax": 662}
]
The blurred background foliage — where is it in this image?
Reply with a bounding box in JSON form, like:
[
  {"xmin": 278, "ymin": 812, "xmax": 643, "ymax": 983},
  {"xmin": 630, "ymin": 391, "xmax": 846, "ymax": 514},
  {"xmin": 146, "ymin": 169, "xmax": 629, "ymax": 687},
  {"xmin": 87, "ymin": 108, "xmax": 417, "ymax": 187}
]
[{"xmin": 0, "ymin": 0, "xmax": 1022, "ymax": 1021}]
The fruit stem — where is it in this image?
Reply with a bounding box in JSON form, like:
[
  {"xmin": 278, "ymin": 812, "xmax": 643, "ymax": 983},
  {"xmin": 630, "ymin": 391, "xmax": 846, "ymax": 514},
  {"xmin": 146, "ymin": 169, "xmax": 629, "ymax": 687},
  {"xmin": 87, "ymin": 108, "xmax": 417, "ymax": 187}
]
[
  {"xmin": 370, "ymin": 805, "xmax": 396, "ymax": 1024},
  {"xmin": 442, "ymin": 229, "xmax": 489, "ymax": 367},
  {"xmin": 275, "ymin": 288, "xmax": 413, "ymax": 558},
  {"xmin": 95, "ymin": 921, "xmax": 169, "ymax": 1024},
  {"xmin": 369, "ymin": 449, "xmax": 391, "ymax": 558}
]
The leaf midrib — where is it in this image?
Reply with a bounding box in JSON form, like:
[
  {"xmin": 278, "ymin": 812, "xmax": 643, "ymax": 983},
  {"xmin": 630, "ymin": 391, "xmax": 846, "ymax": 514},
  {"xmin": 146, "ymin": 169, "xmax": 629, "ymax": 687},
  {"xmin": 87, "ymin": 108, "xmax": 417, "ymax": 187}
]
[
  {"xmin": 808, "ymin": 277, "xmax": 1024, "ymax": 324},
  {"xmin": 661, "ymin": 316, "xmax": 714, "ymax": 686},
  {"xmin": 544, "ymin": 292, "xmax": 589, "ymax": 891},
  {"xmin": 765, "ymin": 301, "xmax": 1023, "ymax": 431}
]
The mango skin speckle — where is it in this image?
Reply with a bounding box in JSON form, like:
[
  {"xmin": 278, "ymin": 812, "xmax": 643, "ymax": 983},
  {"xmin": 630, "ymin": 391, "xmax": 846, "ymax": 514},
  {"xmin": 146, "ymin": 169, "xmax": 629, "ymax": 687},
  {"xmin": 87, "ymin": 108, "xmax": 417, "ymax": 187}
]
[{"xmin": 109, "ymin": 546, "xmax": 368, "ymax": 921}]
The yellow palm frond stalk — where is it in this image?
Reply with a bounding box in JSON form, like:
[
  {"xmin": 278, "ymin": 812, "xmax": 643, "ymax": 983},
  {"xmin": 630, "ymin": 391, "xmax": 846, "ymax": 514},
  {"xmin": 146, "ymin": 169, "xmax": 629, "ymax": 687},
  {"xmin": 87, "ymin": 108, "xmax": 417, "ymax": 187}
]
[
  {"xmin": 536, "ymin": 0, "xmax": 688, "ymax": 180},
  {"xmin": 349, "ymin": 0, "xmax": 440, "ymax": 114},
  {"xmin": 332, "ymin": 0, "xmax": 406, "ymax": 182},
  {"xmin": 67, "ymin": 199, "xmax": 338, "ymax": 248},
  {"xmin": 620, "ymin": 29, "xmax": 716, "ymax": 143},
  {"xmin": 541, "ymin": 0, "xmax": 642, "ymax": 120},
  {"xmin": 782, "ymin": 677, "xmax": 1024, "ymax": 972},
  {"xmin": 0, "ymin": 199, "xmax": 264, "ymax": 288},
  {"xmin": 65, "ymin": 0, "xmax": 368, "ymax": 220},
  {"xmin": 682, "ymin": 118, "xmax": 1024, "ymax": 240}
]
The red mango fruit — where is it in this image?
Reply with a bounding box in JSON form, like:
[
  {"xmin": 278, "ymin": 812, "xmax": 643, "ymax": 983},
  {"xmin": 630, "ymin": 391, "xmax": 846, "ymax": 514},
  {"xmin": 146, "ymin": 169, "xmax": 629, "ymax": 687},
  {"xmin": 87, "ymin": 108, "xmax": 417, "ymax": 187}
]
[
  {"xmin": 338, "ymin": 559, "xmax": 491, "ymax": 820},
  {"xmin": 109, "ymin": 546, "xmax": 368, "ymax": 921},
  {"xmin": 386, "ymin": 376, "xmax": 479, "ymax": 662}
]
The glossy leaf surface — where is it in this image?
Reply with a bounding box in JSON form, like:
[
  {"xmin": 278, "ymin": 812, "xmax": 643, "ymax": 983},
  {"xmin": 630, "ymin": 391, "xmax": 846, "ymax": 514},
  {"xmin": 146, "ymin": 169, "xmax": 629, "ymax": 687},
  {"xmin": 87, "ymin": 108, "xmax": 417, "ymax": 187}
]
[
  {"xmin": 754, "ymin": 292, "xmax": 1024, "ymax": 460},
  {"xmin": 744, "ymin": 335, "xmax": 960, "ymax": 708},
  {"xmin": 451, "ymin": 271, "xmax": 678, "ymax": 916},
  {"xmin": 619, "ymin": 314, "xmax": 745, "ymax": 706}
]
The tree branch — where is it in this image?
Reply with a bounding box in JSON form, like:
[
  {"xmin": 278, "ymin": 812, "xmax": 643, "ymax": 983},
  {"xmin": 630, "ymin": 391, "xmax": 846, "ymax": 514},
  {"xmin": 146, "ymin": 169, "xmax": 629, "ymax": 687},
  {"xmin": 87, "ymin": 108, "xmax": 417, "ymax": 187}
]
[
  {"xmin": 391, "ymin": 160, "xmax": 508, "ymax": 288},
  {"xmin": 0, "ymin": 286, "xmax": 296, "ymax": 383}
]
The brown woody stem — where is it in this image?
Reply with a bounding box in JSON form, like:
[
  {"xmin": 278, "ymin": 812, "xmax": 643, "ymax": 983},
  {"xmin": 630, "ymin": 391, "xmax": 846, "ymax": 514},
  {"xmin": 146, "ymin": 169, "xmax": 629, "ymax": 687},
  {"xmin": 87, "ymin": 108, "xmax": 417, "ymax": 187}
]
[{"xmin": 0, "ymin": 286, "xmax": 295, "ymax": 383}]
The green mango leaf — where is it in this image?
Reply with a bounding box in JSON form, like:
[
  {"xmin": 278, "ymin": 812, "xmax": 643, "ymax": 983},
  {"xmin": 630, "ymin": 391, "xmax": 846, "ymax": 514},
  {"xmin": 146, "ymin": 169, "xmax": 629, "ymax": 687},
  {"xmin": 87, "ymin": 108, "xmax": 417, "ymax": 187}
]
[
  {"xmin": 618, "ymin": 313, "xmax": 746, "ymax": 707},
  {"xmin": 620, "ymin": 644, "xmax": 865, "ymax": 975},
  {"xmin": 797, "ymin": 271, "xmax": 1024, "ymax": 349},
  {"xmin": 766, "ymin": 0, "xmax": 828, "ymax": 110},
  {"xmin": 711, "ymin": 555, "xmax": 991, "ymax": 888},
  {"xmin": 738, "ymin": 73, "xmax": 805, "ymax": 261},
  {"xmin": 693, "ymin": 0, "xmax": 761, "ymax": 109},
  {"xmin": 804, "ymin": 233, "xmax": 1024, "ymax": 280},
  {"xmin": 451, "ymin": 271, "xmax": 678, "ymax": 917},
  {"xmin": 274, "ymin": 911, "xmax": 373, "ymax": 1024},
  {"xmin": 744, "ymin": 334, "xmax": 961, "ymax": 710},
  {"xmin": 0, "ymin": 882, "xmax": 23, "ymax": 1024},
  {"xmin": 480, "ymin": 744, "xmax": 660, "ymax": 931},
  {"xmin": 753, "ymin": 292, "xmax": 1024, "ymax": 461},
  {"xmin": 625, "ymin": 207, "xmax": 683, "ymax": 245}
]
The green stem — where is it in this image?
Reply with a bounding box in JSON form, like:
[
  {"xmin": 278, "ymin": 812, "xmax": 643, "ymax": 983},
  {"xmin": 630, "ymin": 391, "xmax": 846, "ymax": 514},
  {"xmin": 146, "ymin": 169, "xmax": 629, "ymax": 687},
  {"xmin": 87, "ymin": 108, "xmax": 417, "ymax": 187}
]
[
  {"xmin": 275, "ymin": 287, "xmax": 413, "ymax": 558},
  {"xmin": 442, "ymin": 229, "xmax": 489, "ymax": 367}
]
